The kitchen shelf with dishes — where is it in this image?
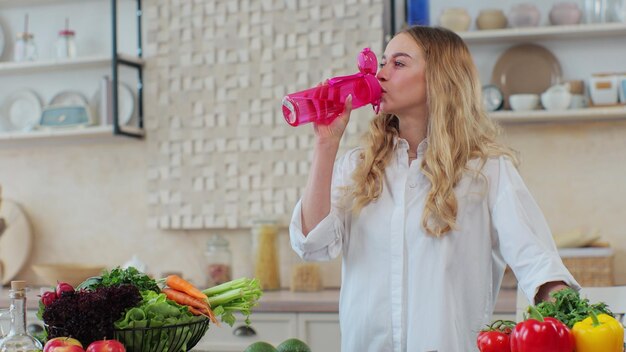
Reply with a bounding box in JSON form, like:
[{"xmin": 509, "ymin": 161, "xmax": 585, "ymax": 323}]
[
  {"xmin": 0, "ymin": 0, "xmax": 145, "ymax": 141},
  {"xmin": 459, "ymin": 22, "xmax": 626, "ymax": 44}
]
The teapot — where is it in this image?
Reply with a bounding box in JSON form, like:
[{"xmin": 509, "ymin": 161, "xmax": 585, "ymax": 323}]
[{"xmin": 541, "ymin": 83, "xmax": 572, "ymax": 110}]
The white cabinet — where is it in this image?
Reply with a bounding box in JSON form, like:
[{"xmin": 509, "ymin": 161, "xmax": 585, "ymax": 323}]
[
  {"xmin": 194, "ymin": 312, "xmax": 340, "ymax": 352},
  {"xmin": 297, "ymin": 313, "xmax": 340, "ymax": 352}
]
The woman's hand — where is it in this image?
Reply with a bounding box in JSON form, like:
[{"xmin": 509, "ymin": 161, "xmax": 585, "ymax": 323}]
[{"xmin": 313, "ymin": 94, "xmax": 353, "ymax": 144}]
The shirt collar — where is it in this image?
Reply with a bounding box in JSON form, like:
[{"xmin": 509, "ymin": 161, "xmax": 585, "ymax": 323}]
[{"xmin": 396, "ymin": 137, "xmax": 429, "ymax": 157}]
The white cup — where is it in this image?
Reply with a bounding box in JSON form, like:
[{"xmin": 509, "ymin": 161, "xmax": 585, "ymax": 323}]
[{"xmin": 509, "ymin": 94, "xmax": 539, "ymax": 111}]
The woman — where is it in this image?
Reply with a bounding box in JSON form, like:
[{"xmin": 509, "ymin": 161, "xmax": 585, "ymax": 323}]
[{"xmin": 289, "ymin": 26, "xmax": 579, "ymax": 351}]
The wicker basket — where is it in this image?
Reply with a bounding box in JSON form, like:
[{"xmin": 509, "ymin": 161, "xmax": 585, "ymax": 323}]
[
  {"xmin": 561, "ymin": 255, "xmax": 614, "ymax": 287},
  {"xmin": 501, "ymin": 247, "xmax": 615, "ymax": 288}
]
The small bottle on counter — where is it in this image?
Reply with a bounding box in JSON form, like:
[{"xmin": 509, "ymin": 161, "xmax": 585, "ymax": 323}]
[
  {"xmin": 204, "ymin": 234, "xmax": 232, "ymax": 287},
  {"xmin": 0, "ymin": 281, "xmax": 43, "ymax": 352},
  {"xmin": 252, "ymin": 219, "xmax": 281, "ymax": 291}
]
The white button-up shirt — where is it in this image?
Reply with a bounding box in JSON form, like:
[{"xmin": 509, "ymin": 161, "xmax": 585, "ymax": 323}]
[{"xmin": 290, "ymin": 138, "xmax": 579, "ymax": 352}]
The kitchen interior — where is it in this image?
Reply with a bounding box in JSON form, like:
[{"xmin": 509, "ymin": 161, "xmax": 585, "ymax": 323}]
[{"xmin": 0, "ymin": 0, "xmax": 625, "ymax": 351}]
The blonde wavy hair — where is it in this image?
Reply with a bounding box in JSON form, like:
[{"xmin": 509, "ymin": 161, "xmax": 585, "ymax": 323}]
[{"xmin": 351, "ymin": 26, "xmax": 517, "ymax": 237}]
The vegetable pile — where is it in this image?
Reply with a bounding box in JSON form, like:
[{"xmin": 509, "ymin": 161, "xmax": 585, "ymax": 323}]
[
  {"xmin": 534, "ymin": 287, "xmax": 612, "ymax": 328},
  {"xmin": 42, "ymin": 284, "xmax": 142, "ymax": 346},
  {"xmin": 477, "ymin": 288, "xmax": 624, "ymax": 352},
  {"xmin": 39, "ymin": 266, "xmax": 263, "ymax": 351}
]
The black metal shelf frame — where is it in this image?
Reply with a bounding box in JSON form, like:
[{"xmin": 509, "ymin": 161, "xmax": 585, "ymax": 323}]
[{"xmin": 111, "ymin": 0, "xmax": 144, "ymax": 138}]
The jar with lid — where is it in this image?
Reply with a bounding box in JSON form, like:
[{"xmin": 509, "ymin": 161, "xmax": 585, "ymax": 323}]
[
  {"xmin": 56, "ymin": 29, "xmax": 76, "ymax": 59},
  {"xmin": 251, "ymin": 220, "xmax": 281, "ymax": 291},
  {"xmin": 0, "ymin": 281, "xmax": 43, "ymax": 352},
  {"xmin": 14, "ymin": 33, "xmax": 37, "ymax": 62},
  {"xmin": 204, "ymin": 234, "xmax": 232, "ymax": 287}
]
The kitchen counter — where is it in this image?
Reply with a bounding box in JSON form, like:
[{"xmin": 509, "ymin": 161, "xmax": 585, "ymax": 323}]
[
  {"xmin": 254, "ymin": 287, "xmax": 517, "ymax": 314},
  {"xmin": 1, "ymin": 286, "xmax": 517, "ymax": 314}
]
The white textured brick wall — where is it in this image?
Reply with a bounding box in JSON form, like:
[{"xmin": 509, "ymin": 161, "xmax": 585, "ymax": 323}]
[{"xmin": 144, "ymin": 0, "xmax": 384, "ymax": 229}]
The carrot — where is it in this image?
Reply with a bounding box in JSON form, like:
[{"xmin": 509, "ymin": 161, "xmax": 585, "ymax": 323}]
[
  {"xmin": 166, "ymin": 274, "xmax": 208, "ymax": 302},
  {"xmin": 187, "ymin": 306, "xmax": 204, "ymax": 316},
  {"xmin": 162, "ymin": 288, "xmax": 220, "ymax": 326}
]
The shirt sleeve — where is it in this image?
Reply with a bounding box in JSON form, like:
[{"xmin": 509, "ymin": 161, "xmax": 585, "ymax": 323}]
[
  {"xmin": 491, "ymin": 157, "xmax": 580, "ymax": 303},
  {"xmin": 289, "ymin": 148, "xmax": 359, "ymax": 262}
]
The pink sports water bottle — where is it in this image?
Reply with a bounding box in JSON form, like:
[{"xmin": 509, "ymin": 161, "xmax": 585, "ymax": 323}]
[{"xmin": 282, "ymin": 48, "xmax": 382, "ymax": 126}]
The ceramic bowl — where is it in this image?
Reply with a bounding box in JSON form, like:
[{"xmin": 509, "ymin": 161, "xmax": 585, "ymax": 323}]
[
  {"xmin": 32, "ymin": 263, "xmax": 106, "ymax": 287},
  {"xmin": 509, "ymin": 94, "xmax": 539, "ymax": 111},
  {"xmin": 509, "ymin": 3, "xmax": 541, "ymax": 27},
  {"xmin": 439, "ymin": 8, "xmax": 471, "ymax": 32},
  {"xmin": 476, "ymin": 9, "xmax": 508, "ymax": 30},
  {"xmin": 549, "ymin": 2, "xmax": 582, "ymax": 25}
]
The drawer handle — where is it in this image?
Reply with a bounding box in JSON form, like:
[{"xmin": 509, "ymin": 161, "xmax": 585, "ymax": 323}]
[{"xmin": 233, "ymin": 325, "xmax": 256, "ymax": 337}]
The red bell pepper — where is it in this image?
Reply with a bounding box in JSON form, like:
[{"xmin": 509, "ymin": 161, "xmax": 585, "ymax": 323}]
[
  {"xmin": 510, "ymin": 306, "xmax": 575, "ymax": 352},
  {"xmin": 477, "ymin": 320, "xmax": 516, "ymax": 352}
]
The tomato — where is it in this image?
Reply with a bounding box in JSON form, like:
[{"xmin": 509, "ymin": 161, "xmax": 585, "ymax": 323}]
[
  {"xmin": 477, "ymin": 330, "xmax": 511, "ymax": 352},
  {"xmin": 476, "ymin": 320, "xmax": 515, "ymax": 352}
]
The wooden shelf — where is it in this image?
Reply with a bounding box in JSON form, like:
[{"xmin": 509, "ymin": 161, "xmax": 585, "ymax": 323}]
[
  {"xmin": 0, "ymin": 125, "xmax": 146, "ymax": 146},
  {"xmin": 490, "ymin": 106, "xmax": 626, "ymax": 124},
  {"xmin": 0, "ymin": 56, "xmax": 110, "ymax": 75},
  {"xmin": 0, "ymin": 55, "xmax": 145, "ymax": 75},
  {"xmin": 0, "ymin": 125, "xmax": 111, "ymax": 141},
  {"xmin": 460, "ymin": 23, "xmax": 626, "ymax": 44},
  {"xmin": 0, "ymin": 0, "xmax": 128, "ymax": 7}
]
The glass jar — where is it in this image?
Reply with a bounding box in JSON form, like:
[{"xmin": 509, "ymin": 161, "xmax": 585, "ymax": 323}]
[
  {"xmin": 14, "ymin": 33, "xmax": 37, "ymax": 62},
  {"xmin": 252, "ymin": 220, "xmax": 281, "ymax": 291},
  {"xmin": 204, "ymin": 234, "xmax": 232, "ymax": 287},
  {"xmin": 0, "ymin": 281, "xmax": 42, "ymax": 352},
  {"xmin": 56, "ymin": 29, "xmax": 76, "ymax": 59}
]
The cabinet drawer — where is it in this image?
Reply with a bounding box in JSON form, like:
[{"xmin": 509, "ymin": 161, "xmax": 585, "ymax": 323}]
[{"xmin": 194, "ymin": 313, "xmax": 296, "ymax": 351}]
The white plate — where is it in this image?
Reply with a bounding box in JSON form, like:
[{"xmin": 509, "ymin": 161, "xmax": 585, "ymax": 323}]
[
  {"xmin": 2, "ymin": 89, "xmax": 42, "ymax": 132},
  {"xmin": 0, "ymin": 199, "xmax": 33, "ymax": 285},
  {"xmin": 91, "ymin": 82, "xmax": 135, "ymax": 125},
  {"xmin": 0, "ymin": 23, "xmax": 5, "ymax": 59},
  {"xmin": 50, "ymin": 91, "xmax": 88, "ymax": 107}
]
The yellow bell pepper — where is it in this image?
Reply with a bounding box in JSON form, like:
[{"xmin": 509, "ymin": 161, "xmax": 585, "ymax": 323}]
[{"xmin": 572, "ymin": 311, "xmax": 624, "ymax": 352}]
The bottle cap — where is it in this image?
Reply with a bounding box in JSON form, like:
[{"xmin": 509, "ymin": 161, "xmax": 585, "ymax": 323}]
[
  {"xmin": 358, "ymin": 48, "xmax": 378, "ymax": 75},
  {"xmin": 15, "ymin": 32, "xmax": 34, "ymax": 40},
  {"xmin": 59, "ymin": 29, "xmax": 75, "ymax": 36},
  {"xmin": 11, "ymin": 280, "xmax": 26, "ymax": 291}
]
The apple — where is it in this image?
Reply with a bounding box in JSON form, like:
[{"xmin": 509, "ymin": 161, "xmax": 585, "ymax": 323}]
[
  {"xmin": 43, "ymin": 337, "xmax": 84, "ymax": 352},
  {"xmin": 85, "ymin": 339, "xmax": 126, "ymax": 352},
  {"xmin": 56, "ymin": 282, "xmax": 75, "ymax": 297}
]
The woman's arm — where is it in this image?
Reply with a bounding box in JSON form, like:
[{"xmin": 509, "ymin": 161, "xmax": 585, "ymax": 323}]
[{"xmin": 300, "ymin": 95, "xmax": 353, "ymax": 236}]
